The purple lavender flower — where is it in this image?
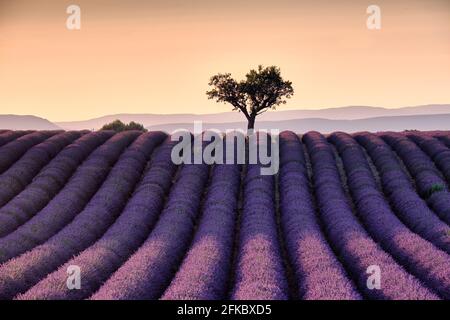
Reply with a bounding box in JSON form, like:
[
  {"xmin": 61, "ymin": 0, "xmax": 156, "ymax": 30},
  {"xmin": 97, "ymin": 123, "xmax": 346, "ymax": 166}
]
[
  {"xmin": 0, "ymin": 131, "xmax": 32, "ymax": 148},
  {"xmin": 0, "ymin": 131, "xmax": 114, "ymax": 237},
  {"xmin": 0, "ymin": 131, "xmax": 59, "ymax": 174},
  {"xmin": 0, "ymin": 131, "xmax": 141, "ymax": 264},
  {"xmin": 303, "ymin": 131, "xmax": 439, "ymax": 300},
  {"xmin": 355, "ymin": 132, "xmax": 450, "ymax": 252},
  {"xmin": 161, "ymin": 164, "xmax": 241, "ymax": 300},
  {"xmin": 230, "ymin": 160, "xmax": 289, "ymax": 300},
  {"xmin": 91, "ymin": 159, "xmax": 210, "ymax": 300},
  {"xmin": 0, "ymin": 131, "xmax": 83, "ymax": 207},
  {"xmin": 0, "ymin": 131, "xmax": 166, "ymax": 299},
  {"xmin": 19, "ymin": 138, "xmax": 178, "ymax": 300},
  {"xmin": 381, "ymin": 133, "xmax": 450, "ymax": 224},
  {"xmin": 328, "ymin": 132, "xmax": 450, "ymax": 299}
]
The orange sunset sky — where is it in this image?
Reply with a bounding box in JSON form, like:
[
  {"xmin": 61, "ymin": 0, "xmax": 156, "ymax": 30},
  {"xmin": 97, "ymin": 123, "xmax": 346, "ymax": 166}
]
[{"xmin": 0, "ymin": 0, "xmax": 449, "ymax": 121}]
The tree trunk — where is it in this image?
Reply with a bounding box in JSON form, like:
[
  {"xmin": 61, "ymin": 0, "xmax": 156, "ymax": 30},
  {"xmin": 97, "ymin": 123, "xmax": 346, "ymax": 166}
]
[{"xmin": 247, "ymin": 115, "xmax": 256, "ymax": 131}]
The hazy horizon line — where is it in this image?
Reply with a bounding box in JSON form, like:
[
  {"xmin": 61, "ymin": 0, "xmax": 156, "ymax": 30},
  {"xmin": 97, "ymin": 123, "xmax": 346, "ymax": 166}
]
[{"xmin": 2, "ymin": 103, "xmax": 450, "ymax": 123}]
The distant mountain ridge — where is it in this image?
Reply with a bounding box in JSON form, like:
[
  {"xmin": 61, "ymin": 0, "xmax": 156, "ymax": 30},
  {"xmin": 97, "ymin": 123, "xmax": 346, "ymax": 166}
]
[
  {"xmin": 0, "ymin": 115, "xmax": 61, "ymax": 130},
  {"xmin": 146, "ymin": 113, "xmax": 450, "ymax": 134},
  {"xmin": 54, "ymin": 104, "xmax": 450, "ymax": 131},
  {"xmin": 2, "ymin": 104, "xmax": 450, "ymax": 132}
]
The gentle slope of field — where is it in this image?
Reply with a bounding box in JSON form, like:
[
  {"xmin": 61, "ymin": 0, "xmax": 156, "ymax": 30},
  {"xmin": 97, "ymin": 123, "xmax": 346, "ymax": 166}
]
[
  {"xmin": 0, "ymin": 129, "xmax": 448, "ymax": 300},
  {"xmin": 54, "ymin": 104, "xmax": 450, "ymax": 131}
]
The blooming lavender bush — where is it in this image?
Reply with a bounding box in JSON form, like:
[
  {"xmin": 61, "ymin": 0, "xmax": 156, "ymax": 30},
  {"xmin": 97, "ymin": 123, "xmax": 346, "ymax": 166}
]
[
  {"xmin": 436, "ymin": 133, "xmax": 450, "ymax": 149},
  {"xmin": 303, "ymin": 131, "xmax": 438, "ymax": 300},
  {"xmin": 408, "ymin": 133, "xmax": 450, "ymax": 183},
  {"xmin": 19, "ymin": 138, "xmax": 178, "ymax": 300},
  {"xmin": 0, "ymin": 131, "xmax": 59, "ymax": 174},
  {"xmin": 380, "ymin": 132, "xmax": 447, "ymax": 198},
  {"xmin": 0, "ymin": 131, "xmax": 140, "ymax": 266},
  {"xmin": 231, "ymin": 158, "xmax": 289, "ymax": 300},
  {"xmin": 0, "ymin": 131, "xmax": 33, "ymax": 148},
  {"xmin": 0, "ymin": 131, "xmax": 166, "ymax": 299},
  {"xmin": 161, "ymin": 164, "xmax": 241, "ymax": 300},
  {"xmin": 279, "ymin": 131, "xmax": 361, "ymax": 300},
  {"xmin": 0, "ymin": 131, "xmax": 114, "ymax": 237},
  {"xmin": 382, "ymin": 133, "xmax": 450, "ymax": 224},
  {"xmin": 0, "ymin": 131, "xmax": 83, "ymax": 207},
  {"xmin": 355, "ymin": 132, "xmax": 450, "ymax": 252},
  {"xmin": 91, "ymin": 146, "xmax": 210, "ymax": 300},
  {"xmin": 0, "ymin": 129, "xmax": 448, "ymax": 300},
  {"xmin": 329, "ymin": 132, "xmax": 450, "ymax": 299}
]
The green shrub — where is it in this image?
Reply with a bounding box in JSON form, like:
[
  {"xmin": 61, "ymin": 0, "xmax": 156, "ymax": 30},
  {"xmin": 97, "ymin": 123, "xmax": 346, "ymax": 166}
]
[
  {"xmin": 101, "ymin": 120, "xmax": 147, "ymax": 132},
  {"xmin": 426, "ymin": 184, "xmax": 446, "ymax": 198}
]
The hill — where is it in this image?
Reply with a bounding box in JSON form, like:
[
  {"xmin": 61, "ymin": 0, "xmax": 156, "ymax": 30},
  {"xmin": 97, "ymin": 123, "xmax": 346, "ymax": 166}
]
[
  {"xmin": 147, "ymin": 113, "xmax": 450, "ymax": 133},
  {"xmin": 0, "ymin": 130, "xmax": 449, "ymax": 300},
  {"xmin": 0, "ymin": 115, "xmax": 61, "ymax": 130},
  {"xmin": 55, "ymin": 104, "xmax": 450, "ymax": 131}
]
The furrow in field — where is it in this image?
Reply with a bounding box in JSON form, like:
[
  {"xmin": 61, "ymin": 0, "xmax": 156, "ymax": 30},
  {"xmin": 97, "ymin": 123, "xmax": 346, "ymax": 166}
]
[
  {"xmin": 329, "ymin": 132, "xmax": 450, "ymax": 299},
  {"xmin": 0, "ymin": 131, "xmax": 60, "ymax": 174},
  {"xmin": 302, "ymin": 131, "xmax": 438, "ymax": 300},
  {"xmin": 161, "ymin": 163, "xmax": 241, "ymax": 300},
  {"xmin": 382, "ymin": 132, "xmax": 450, "ymax": 225},
  {"xmin": 355, "ymin": 132, "xmax": 450, "ymax": 248},
  {"xmin": 0, "ymin": 131, "xmax": 166, "ymax": 299},
  {"xmin": 0, "ymin": 131, "xmax": 140, "ymax": 264},
  {"xmin": 0, "ymin": 131, "xmax": 33, "ymax": 148},
  {"xmin": 0, "ymin": 131, "xmax": 84, "ymax": 208},
  {"xmin": 436, "ymin": 133, "xmax": 450, "ymax": 149},
  {"xmin": 91, "ymin": 145, "xmax": 210, "ymax": 300},
  {"xmin": 19, "ymin": 138, "xmax": 178, "ymax": 300},
  {"xmin": 408, "ymin": 133, "xmax": 450, "ymax": 184},
  {"xmin": 231, "ymin": 134, "xmax": 289, "ymax": 300},
  {"xmin": 279, "ymin": 131, "xmax": 361, "ymax": 300},
  {"xmin": 0, "ymin": 131, "xmax": 114, "ymax": 237}
]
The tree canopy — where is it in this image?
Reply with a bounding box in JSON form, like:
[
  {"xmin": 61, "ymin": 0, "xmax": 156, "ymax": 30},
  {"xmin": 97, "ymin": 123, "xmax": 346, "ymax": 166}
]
[
  {"xmin": 207, "ymin": 65, "xmax": 294, "ymax": 130},
  {"xmin": 101, "ymin": 120, "xmax": 147, "ymax": 132}
]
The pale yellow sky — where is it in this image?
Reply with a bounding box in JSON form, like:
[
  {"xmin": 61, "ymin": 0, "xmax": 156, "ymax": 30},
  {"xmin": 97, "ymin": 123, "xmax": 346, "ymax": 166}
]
[{"xmin": 0, "ymin": 0, "xmax": 449, "ymax": 121}]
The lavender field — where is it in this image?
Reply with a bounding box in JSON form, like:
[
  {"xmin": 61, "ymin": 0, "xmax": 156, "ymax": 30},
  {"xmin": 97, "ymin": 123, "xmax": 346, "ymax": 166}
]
[{"xmin": 0, "ymin": 129, "xmax": 449, "ymax": 300}]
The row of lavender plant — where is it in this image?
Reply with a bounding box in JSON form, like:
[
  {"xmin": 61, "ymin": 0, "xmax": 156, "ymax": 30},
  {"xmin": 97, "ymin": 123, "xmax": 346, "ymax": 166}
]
[
  {"xmin": 0, "ymin": 131, "xmax": 166, "ymax": 299},
  {"xmin": 19, "ymin": 138, "xmax": 178, "ymax": 300},
  {"xmin": 161, "ymin": 164, "xmax": 241, "ymax": 300},
  {"xmin": 0, "ymin": 131, "xmax": 84, "ymax": 208},
  {"xmin": 405, "ymin": 133, "xmax": 450, "ymax": 224},
  {"xmin": 328, "ymin": 132, "xmax": 450, "ymax": 299},
  {"xmin": 0, "ymin": 131, "xmax": 59, "ymax": 174},
  {"xmin": 91, "ymin": 154, "xmax": 210, "ymax": 300},
  {"xmin": 380, "ymin": 132, "xmax": 448, "ymax": 198},
  {"xmin": 230, "ymin": 158, "xmax": 289, "ymax": 300},
  {"xmin": 0, "ymin": 131, "xmax": 140, "ymax": 264},
  {"xmin": 408, "ymin": 133, "xmax": 450, "ymax": 183},
  {"xmin": 278, "ymin": 131, "xmax": 361, "ymax": 300},
  {"xmin": 0, "ymin": 131, "xmax": 114, "ymax": 237},
  {"xmin": 382, "ymin": 132, "xmax": 450, "ymax": 224},
  {"xmin": 303, "ymin": 131, "xmax": 438, "ymax": 300},
  {"xmin": 436, "ymin": 133, "xmax": 450, "ymax": 149},
  {"xmin": 355, "ymin": 133, "xmax": 450, "ymax": 252},
  {"xmin": 0, "ymin": 131, "xmax": 33, "ymax": 148}
]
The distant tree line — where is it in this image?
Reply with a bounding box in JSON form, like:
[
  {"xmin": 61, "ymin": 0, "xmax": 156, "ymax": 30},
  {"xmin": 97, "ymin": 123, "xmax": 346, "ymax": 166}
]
[{"xmin": 101, "ymin": 120, "xmax": 147, "ymax": 132}]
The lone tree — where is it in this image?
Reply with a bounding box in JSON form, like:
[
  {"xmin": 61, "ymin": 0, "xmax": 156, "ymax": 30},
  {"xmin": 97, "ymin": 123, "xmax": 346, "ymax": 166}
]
[{"xmin": 207, "ymin": 65, "xmax": 294, "ymax": 131}]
